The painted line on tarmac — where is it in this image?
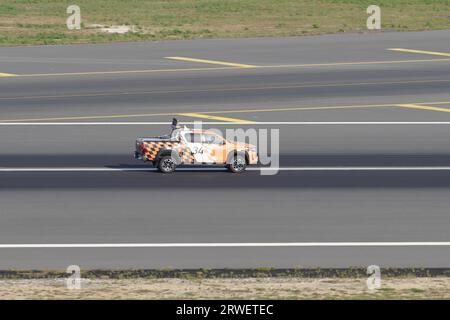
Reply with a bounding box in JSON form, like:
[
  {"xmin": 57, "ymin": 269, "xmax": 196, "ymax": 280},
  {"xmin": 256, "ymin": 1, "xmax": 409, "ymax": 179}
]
[
  {"xmin": 262, "ymin": 58, "xmax": 450, "ymax": 68},
  {"xmin": 2, "ymin": 79, "xmax": 450, "ymax": 101},
  {"xmin": 0, "ymin": 104, "xmax": 390, "ymax": 123},
  {"xmin": 0, "ymin": 73, "xmax": 16, "ymax": 77},
  {"xmin": 165, "ymin": 56, "xmax": 258, "ymax": 68},
  {"xmin": 3, "ymin": 58, "xmax": 450, "ymax": 78},
  {"xmin": 0, "ymin": 167, "xmax": 225, "ymax": 172},
  {"xmin": 388, "ymin": 48, "xmax": 450, "ymax": 57},
  {"xmin": 2, "ymin": 101, "xmax": 450, "ymax": 123},
  {"xmin": 178, "ymin": 113, "xmax": 255, "ymax": 123},
  {"xmin": 4, "ymin": 121, "xmax": 450, "ymax": 126},
  {"xmin": 13, "ymin": 66, "xmax": 235, "ymax": 77},
  {"xmin": 0, "ymin": 242, "xmax": 448, "ymax": 248},
  {"xmin": 397, "ymin": 104, "xmax": 450, "ymax": 113},
  {"xmin": 254, "ymin": 167, "xmax": 450, "ymax": 171},
  {"xmin": 2, "ymin": 167, "xmax": 450, "ymax": 172}
]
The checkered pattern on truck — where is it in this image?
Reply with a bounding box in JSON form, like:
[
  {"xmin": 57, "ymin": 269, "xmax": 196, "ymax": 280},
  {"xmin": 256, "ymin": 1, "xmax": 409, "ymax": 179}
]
[{"xmin": 141, "ymin": 141, "xmax": 195, "ymax": 164}]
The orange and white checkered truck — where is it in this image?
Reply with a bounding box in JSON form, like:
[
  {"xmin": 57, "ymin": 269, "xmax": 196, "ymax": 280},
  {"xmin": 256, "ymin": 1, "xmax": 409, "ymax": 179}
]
[{"xmin": 134, "ymin": 119, "xmax": 259, "ymax": 173}]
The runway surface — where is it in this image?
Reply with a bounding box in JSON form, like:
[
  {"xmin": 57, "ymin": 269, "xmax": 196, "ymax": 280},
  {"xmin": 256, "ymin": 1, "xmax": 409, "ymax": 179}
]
[{"xmin": 1, "ymin": 30, "xmax": 450, "ymax": 268}]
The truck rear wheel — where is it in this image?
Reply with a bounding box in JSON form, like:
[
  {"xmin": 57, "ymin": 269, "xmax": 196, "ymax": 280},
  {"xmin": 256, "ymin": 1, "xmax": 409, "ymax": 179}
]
[
  {"xmin": 158, "ymin": 156, "xmax": 177, "ymax": 173},
  {"xmin": 227, "ymin": 153, "xmax": 247, "ymax": 173}
]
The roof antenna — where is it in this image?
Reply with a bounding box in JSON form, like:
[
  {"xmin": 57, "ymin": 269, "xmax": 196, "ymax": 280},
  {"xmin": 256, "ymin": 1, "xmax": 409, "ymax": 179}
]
[{"xmin": 171, "ymin": 118, "xmax": 179, "ymax": 129}]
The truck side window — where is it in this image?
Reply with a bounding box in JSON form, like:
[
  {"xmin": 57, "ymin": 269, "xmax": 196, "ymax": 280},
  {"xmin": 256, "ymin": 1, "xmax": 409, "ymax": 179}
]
[
  {"xmin": 185, "ymin": 133, "xmax": 202, "ymax": 143},
  {"xmin": 202, "ymin": 134, "xmax": 223, "ymax": 144},
  {"xmin": 171, "ymin": 129, "xmax": 181, "ymax": 140}
]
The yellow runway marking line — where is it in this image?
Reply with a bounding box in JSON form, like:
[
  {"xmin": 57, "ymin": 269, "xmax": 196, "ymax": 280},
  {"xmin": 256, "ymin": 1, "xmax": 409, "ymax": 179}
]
[
  {"xmin": 165, "ymin": 56, "xmax": 258, "ymax": 68},
  {"xmin": 397, "ymin": 104, "xmax": 450, "ymax": 113},
  {"xmin": 3, "ymin": 58, "xmax": 450, "ymax": 78},
  {"xmin": 204, "ymin": 104, "xmax": 392, "ymax": 115},
  {"xmin": 388, "ymin": 48, "xmax": 450, "ymax": 57},
  {"xmin": 3, "ymin": 79, "xmax": 450, "ymax": 101},
  {"xmin": 0, "ymin": 112, "xmax": 177, "ymax": 123},
  {"xmin": 0, "ymin": 73, "xmax": 16, "ymax": 77},
  {"xmin": 2, "ymin": 101, "xmax": 450, "ymax": 123},
  {"xmin": 178, "ymin": 113, "xmax": 255, "ymax": 123},
  {"xmin": 14, "ymin": 66, "xmax": 235, "ymax": 77},
  {"xmin": 262, "ymin": 58, "xmax": 450, "ymax": 68},
  {"xmin": 0, "ymin": 104, "xmax": 392, "ymax": 122}
]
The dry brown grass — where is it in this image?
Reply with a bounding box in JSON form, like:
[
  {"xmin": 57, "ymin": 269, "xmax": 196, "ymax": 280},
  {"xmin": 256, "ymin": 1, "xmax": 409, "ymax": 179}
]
[{"xmin": 0, "ymin": 277, "xmax": 449, "ymax": 300}]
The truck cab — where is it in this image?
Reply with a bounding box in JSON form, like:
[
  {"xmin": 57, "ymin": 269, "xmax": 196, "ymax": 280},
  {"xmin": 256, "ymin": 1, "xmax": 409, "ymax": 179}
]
[{"xmin": 134, "ymin": 119, "xmax": 258, "ymax": 173}]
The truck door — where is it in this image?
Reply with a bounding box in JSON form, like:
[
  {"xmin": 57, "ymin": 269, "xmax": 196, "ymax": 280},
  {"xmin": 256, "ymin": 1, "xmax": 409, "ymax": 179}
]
[
  {"xmin": 183, "ymin": 133, "xmax": 211, "ymax": 163},
  {"xmin": 201, "ymin": 133, "xmax": 227, "ymax": 164},
  {"xmin": 183, "ymin": 133, "xmax": 224, "ymax": 164}
]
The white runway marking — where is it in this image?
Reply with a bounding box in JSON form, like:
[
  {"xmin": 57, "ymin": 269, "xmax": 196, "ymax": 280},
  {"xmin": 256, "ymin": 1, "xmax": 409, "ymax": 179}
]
[
  {"xmin": 0, "ymin": 242, "xmax": 448, "ymax": 248},
  {"xmin": 0, "ymin": 167, "xmax": 224, "ymax": 172},
  {"xmin": 255, "ymin": 167, "xmax": 450, "ymax": 171},
  {"xmin": 3, "ymin": 122, "xmax": 450, "ymax": 125},
  {"xmin": 2, "ymin": 167, "xmax": 450, "ymax": 172}
]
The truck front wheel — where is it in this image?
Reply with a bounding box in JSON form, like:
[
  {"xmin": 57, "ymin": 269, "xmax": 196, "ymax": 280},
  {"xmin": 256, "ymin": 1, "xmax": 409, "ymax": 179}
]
[
  {"xmin": 227, "ymin": 153, "xmax": 247, "ymax": 173},
  {"xmin": 158, "ymin": 156, "xmax": 177, "ymax": 173}
]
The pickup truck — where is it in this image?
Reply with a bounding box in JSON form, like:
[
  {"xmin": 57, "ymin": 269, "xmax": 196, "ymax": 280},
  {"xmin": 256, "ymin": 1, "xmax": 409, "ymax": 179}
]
[{"xmin": 134, "ymin": 119, "xmax": 258, "ymax": 173}]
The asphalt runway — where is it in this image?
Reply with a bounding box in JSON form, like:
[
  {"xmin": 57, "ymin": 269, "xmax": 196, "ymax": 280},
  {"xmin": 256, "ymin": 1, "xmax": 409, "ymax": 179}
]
[{"xmin": 1, "ymin": 30, "xmax": 450, "ymax": 269}]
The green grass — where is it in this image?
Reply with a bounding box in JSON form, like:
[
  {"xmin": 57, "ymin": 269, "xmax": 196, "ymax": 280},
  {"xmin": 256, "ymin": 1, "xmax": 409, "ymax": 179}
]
[{"xmin": 0, "ymin": 0, "xmax": 450, "ymax": 46}]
